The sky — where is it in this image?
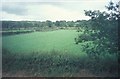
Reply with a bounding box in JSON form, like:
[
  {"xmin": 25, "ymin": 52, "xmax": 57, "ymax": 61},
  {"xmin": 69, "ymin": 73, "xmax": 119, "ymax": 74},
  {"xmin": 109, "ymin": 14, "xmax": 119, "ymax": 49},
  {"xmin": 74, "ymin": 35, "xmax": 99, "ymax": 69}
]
[{"xmin": 1, "ymin": 0, "xmax": 119, "ymax": 21}]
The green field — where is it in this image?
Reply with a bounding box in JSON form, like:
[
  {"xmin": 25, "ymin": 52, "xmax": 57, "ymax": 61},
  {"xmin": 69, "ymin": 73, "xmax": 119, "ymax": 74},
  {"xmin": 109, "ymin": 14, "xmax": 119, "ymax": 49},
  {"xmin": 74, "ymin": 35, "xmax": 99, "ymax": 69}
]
[
  {"xmin": 2, "ymin": 30, "xmax": 118, "ymax": 77},
  {"xmin": 2, "ymin": 30, "xmax": 84, "ymax": 55},
  {"xmin": 2, "ymin": 30, "xmax": 88, "ymax": 77}
]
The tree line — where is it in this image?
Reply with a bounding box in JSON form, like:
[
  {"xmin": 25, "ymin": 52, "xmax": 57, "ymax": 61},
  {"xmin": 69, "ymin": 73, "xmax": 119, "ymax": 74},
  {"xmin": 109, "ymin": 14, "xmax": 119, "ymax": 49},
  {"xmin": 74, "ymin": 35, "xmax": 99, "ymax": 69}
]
[{"xmin": 2, "ymin": 20, "xmax": 92, "ymax": 30}]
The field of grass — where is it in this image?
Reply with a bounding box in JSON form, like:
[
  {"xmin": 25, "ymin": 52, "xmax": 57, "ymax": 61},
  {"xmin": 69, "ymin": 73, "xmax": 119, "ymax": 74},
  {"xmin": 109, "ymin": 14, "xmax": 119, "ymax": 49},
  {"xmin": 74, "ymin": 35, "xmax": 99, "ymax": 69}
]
[
  {"xmin": 2, "ymin": 30, "xmax": 84, "ymax": 55},
  {"xmin": 2, "ymin": 30, "xmax": 87, "ymax": 77},
  {"xmin": 2, "ymin": 30, "xmax": 118, "ymax": 77}
]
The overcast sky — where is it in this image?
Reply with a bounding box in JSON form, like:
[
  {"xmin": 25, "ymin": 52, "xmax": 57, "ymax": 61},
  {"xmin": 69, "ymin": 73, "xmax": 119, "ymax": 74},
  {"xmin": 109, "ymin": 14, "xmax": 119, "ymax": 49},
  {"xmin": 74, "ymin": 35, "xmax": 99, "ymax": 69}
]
[{"xmin": 1, "ymin": 0, "xmax": 119, "ymax": 21}]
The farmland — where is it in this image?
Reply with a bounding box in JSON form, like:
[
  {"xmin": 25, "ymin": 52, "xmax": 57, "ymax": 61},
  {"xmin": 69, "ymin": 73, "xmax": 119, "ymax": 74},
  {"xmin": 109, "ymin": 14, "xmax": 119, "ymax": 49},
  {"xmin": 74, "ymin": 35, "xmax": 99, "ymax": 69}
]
[
  {"xmin": 2, "ymin": 30, "xmax": 88, "ymax": 77},
  {"xmin": 2, "ymin": 30, "xmax": 83, "ymax": 54},
  {"xmin": 2, "ymin": 29, "xmax": 118, "ymax": 77}
]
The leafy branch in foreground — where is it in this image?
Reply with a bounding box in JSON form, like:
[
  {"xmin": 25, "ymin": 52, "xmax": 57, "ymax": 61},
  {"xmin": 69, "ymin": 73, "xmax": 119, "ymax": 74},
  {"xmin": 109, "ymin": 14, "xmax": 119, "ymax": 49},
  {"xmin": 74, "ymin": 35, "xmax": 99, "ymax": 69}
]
[{"xmin": 75, "ymin": 1, "xmax": 119, "ymax": 58}]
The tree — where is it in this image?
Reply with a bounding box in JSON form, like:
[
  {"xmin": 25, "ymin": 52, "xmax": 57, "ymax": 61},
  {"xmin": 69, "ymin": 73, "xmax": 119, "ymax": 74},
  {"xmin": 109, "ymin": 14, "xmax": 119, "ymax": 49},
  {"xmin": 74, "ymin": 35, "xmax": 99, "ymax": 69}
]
[
  {"xmin": 75, "ymin": 1, "xmax": 119, "ymax": 58},
  {"xmin": 46, "ymin": 20, "xmax": 53, "ymax": 27},
  {"xmin": 55, "ymin": 21, "xmax": 60, "ymax": 27}
]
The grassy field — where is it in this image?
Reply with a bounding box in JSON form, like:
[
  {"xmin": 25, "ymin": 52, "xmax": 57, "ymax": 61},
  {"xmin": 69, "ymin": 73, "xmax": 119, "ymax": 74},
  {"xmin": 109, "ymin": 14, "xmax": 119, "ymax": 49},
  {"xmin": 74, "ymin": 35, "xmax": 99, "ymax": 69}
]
[
  {"xmin": 2, "ymin": 30, "xmax": 87, "ymax": 77},
  {"xmin": 2, "ymin": 30, "xmax": 118, "ymax": 77},
  {"xmin": 2, "ymin": 30, "xmax": 84, "ymax": 55}
]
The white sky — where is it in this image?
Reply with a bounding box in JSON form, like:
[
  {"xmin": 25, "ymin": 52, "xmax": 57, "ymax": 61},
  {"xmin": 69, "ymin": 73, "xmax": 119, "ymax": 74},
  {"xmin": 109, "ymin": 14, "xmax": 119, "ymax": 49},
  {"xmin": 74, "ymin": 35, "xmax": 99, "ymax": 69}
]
[{"xmin": 1, "ymin": 0, "xmax": 119, "ymax": 21}]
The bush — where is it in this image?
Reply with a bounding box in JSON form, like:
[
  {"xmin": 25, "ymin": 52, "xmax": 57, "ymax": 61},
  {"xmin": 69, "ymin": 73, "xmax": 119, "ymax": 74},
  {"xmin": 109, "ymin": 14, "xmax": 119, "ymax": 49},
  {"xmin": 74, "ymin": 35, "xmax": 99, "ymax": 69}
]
[{"xmin": 2, "ymin": 48, "xmax": 118, "ymax": 77}]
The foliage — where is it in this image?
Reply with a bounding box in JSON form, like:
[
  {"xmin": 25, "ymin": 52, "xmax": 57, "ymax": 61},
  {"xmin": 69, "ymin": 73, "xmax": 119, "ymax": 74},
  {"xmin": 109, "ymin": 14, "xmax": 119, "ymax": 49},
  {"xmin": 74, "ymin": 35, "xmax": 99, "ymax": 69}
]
[
  {"xmin": 3, "ymin": 48, "xmax": 118, "ymax": 77},
  {"xmin": 76, "ymin": 1, "xmax": 119, "ymax": 57},
  {"xmin": 2, "ymin": 20, "xmax": 90, "ymax": 31}
]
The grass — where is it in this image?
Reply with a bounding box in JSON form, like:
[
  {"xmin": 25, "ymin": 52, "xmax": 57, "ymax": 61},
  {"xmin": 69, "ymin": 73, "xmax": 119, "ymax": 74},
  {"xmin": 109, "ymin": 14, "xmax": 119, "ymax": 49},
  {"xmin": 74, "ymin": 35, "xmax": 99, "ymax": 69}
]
[
  {"xmin": 2, "ymin": 49, "xmax": 88, "ymax": 77},
  {"xmin": 2, "ymin": 48, "xmax": 118, "ymax": 77},
  {"xmin": 2, "ymin": 30, "xmax": 83, "ymax": 55},
  {"xmin": 2, "ymin": 30, "xmax": 118, "ymax": 77}
]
